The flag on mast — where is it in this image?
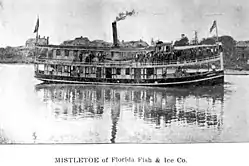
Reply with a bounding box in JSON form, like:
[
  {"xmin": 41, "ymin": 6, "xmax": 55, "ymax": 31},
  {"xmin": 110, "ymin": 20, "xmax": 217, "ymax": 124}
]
[
  {"xmin": 210, "ymin": 20, "xmax": 217, "ymax": 33},
  {"xmin": 33, "ymin": 17, "xmax": 39, "ymax": 33}
]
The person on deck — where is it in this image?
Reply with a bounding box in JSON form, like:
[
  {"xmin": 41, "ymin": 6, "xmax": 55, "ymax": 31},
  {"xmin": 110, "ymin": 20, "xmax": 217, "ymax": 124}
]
[{"xmin": 211, "ymin": 64, "xmax": 216, "ymax": 71}]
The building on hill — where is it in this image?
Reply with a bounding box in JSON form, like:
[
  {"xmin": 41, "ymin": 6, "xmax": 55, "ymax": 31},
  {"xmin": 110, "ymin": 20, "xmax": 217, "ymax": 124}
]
[
  {"xmin": 26, "ymin": 35, "xmax": 49, "ymax": 48},
  {"xmin": 234, "ymin": 41, "xmax": 249, "ymax": 67},
  {"xmin": 61, "ymin": 36, "xmax": 90, "ymax": 46},
  {"xmin": 61, "ymin": 36, "xmax": 112, "ymax": 47},
  {"xmin": 235, "ymin": 41, "xmax": 249, "ymax": 59},
  {"xmin": 120, "ymin": 40, "xmax": 149, "ymax": 48}
]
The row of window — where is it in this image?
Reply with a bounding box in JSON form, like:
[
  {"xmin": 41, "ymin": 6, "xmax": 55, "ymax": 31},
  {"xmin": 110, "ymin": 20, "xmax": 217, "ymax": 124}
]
[
  {"xmin": 43, "ymin": 65, "xmax": 132, "ymax": 75},
  {"xmin": 40, "ymin": 64, "xmax": 172, "ymax": 76},
  {"xmin": 47, "ymin": 49, "xmax": 144, "ymax": 58},
  {"xmin": 117, "ymin": 68, "xmax": 130, "ymax": 75},
  {"xmin": 41, "ymin": 64, "xmax": 165, "ymax": 73},
  {"xmin": 55, "ymin": 49, "xmax": 73, "ymax": 56}
]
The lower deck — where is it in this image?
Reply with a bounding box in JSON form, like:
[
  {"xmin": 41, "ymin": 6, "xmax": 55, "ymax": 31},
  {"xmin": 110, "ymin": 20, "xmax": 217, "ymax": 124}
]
[
  {"xmin": 35, "ymin": 62, "xmax": 221, "ymax": 79},
  {"xmin": 35, "ymin": 69, "xmax": 224, "ymax": 87},
  {"xmin": 34, "ymin": 57, "xmax": 224, "ymax": 86}
]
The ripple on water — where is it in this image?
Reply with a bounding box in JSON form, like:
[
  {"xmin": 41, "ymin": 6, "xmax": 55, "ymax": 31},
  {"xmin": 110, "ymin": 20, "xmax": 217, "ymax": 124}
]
[{"xmin": 0, "ymin": 65, "xmax": 249, "ymax": 143}]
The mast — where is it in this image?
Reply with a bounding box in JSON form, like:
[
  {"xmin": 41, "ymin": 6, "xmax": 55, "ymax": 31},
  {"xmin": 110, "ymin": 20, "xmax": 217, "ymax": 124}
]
[
  {"xmin": 34, "ymin": 15, "xmax": 39, "ymax": 62},
  {"xmin": 215, "ymin": 20, "xmax": 219, "ymax": 43},
  {"xmin": 194, "ymin": 30, "xmax": 198, "ymax": 45},
  {"xmin": 35, "ymin": 28, "xmax": 39, "ymax": 46},
  {"xmin": 35, "ymin": 15, "xmax": 39, "ymax": 46}
]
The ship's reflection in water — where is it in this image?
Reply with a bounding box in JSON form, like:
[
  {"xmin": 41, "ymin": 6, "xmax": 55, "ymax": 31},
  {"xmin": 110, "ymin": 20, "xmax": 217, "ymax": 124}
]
[{"xmin": 35, "ymin": 84, "xmax": 224, "ymax": 143}]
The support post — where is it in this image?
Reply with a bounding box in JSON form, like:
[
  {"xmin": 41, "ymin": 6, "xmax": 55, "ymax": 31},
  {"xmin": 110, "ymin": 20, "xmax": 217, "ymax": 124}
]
[{"xmin": 220, "ymin": 52, "xmax": 224, "ymax": 71}]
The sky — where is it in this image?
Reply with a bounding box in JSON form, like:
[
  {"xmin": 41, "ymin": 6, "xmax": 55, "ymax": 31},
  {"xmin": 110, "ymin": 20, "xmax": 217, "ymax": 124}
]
[{"xmin": 0, "ymin": 0, "xmax": 249, "ymax": 47}]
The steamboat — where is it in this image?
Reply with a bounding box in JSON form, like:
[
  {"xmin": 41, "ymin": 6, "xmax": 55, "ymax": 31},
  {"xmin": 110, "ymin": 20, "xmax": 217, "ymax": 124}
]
[{"xmin": 34, "ymin": 20, "xmax": 224, "ymax": 87}]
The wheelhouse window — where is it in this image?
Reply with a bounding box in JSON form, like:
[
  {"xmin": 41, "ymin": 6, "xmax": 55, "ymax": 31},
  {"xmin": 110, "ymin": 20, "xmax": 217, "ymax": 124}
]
[
  {"xmin": 116, "ymin": 68, "xmax": 121, "ymax": 75},
  {"xmin": 65, "ymin": 50, "xmax": 69, "ymax": 57},
  {"xmin": 85, "ymin": 67, "xmax": 89, "ymax": 74},
  {"xmin": 57, "ymin": 65, "xmax": 63, "ymax": 73},
  {"xmin": 73, "ymin": 50, "xmax": 78, "ymax": 58},
  {"xmin": 147, "ymin": 68, "xmax": 154, "ymax": 77},
  {"xmin": 90, "ymin": 67, "xmax": 96, "ymax": 74},
  {"xmin": 79, "ymin": 66, "xmax": 83, "ymax": 73},
  {"xmin": 64, "ymin": 66, "xmax": 70, "ymax": 73},
  {"xmin": 79, "ymin": 52, "xmax": 84, "ymax": 62},
  {"xmin": 40, "ymin": 48, "xmax": 48, "ymax": 58},
  {"xmin": 44, "ymin": 64, "xmax": 48, "ymax": 71},
  {"xmin": 48, "ymin": 49, "xmax": 53, "ymax": 58},
  {"xmin": 76, "ymin": 66, "xmax": 80, "ymax": 73},
  {"xmin": 166, "ymin": 46, "xmax": 170, "ymax": 52},
  {"xmin": 56, "ymin": 49, "xmax": 61, "ymax": 56},
  {"xmin": 162, "ymin": 68, "xmax": 167, "ymax": 77},
  {"xmin": 125, "ymin": 68, "xmax": 130, "ymax": 75},
  {"xmin": 38, "ymin": 64, "xmax": 45, "ymax": 73}
]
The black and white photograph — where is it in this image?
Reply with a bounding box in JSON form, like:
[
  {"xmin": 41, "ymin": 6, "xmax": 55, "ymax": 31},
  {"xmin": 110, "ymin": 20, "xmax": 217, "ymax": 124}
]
[{"xmin": 0, "ymin": 0, "xmax": 248, "ymax": 157}]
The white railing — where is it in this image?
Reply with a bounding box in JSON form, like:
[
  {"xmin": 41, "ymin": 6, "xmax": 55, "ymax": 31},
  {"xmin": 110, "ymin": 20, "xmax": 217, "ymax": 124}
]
[{"xmin": 35, "ymin": 55, "xmax": 221, "ymax": 67}]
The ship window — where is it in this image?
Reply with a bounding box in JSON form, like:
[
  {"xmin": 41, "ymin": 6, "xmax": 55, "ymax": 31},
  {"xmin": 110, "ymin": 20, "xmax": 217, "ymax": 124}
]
[
  {"xmin": 38, "ymin": 64, "xmax": 44, "ymax": 71},
  {"xmin": 64, "ymin": 66, "xmax": 70, "ymax": 73},
  {"xmin": 125, "ymin": 68, "xmax": 130, "ymax": 75},
  {"xmin": 116, "ymin": 68, "xmax": 121, "ymax": 75},
  {"xmin": 143, "ymin": 68, "xmax": 146, "ymax": 75},
  {"xmin": 91, "ymin": 67, "xmax": 96, "ymax": 74},
  {"xmin": 85, "ymin": 67, "xmax": 89, "ymax": 74},
  {"xmin": 44, "ymin": 64, "xmax": 47, "ymax": 71},
  {"xmin": 76, "ymin": 66, "xmax": 80, "ymax": 73},
  {"xmin": 73, "ymin": 50, "xmax": 78, "ymax": 57},
  {"xmin": 56, "ymin": 49, "xmax": 60, "ymax": 56},
  {"xmin": 57, "ymin": 65, "xmax": 63, "ymax": 72},
  {"xmin": 79, "ymin": 66, "xmax": 83, "ymax": 73},
  {"xmin": 48, "ymin": 49, "xmax": 53, "ymax": 58},
  {"xmin": 65, "ymin": 50, "xmax": 69, "ymax": 57},
  {"xmin": 166, "ymin": 46, "xmax": 170, "ymax": 52},
  {"xmin": 40, "ymin": 48, "xmax": 48, "ymax": 58},
  {"xmin": 147, "ymin": 68, "xmax": 154, "ymax": 77}
]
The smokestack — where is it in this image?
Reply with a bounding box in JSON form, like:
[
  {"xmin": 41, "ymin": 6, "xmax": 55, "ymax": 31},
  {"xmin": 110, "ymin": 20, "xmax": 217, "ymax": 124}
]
[
  {"xmin": 47, "ymin": 36, "xmax": 49, "ymax": 45},
  {"xmin": 112, "ymin": 21, "xmax": 118, "ymax": 47}
]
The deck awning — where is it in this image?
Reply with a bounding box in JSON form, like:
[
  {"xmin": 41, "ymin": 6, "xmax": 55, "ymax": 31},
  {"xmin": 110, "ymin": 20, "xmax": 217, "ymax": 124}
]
[
  {"xmin": 36, "ymin": 44, "xmax": 150, "ymax": 53},
  {"xmin": 173, "ymin": 44, "xmax": 218, "ymax": 51}
]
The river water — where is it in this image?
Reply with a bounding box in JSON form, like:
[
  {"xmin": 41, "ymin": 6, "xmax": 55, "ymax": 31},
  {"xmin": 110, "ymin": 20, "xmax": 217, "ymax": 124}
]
[{"xmin": 0, "ymin": 64, "xmax": 248, "ymax": 144}]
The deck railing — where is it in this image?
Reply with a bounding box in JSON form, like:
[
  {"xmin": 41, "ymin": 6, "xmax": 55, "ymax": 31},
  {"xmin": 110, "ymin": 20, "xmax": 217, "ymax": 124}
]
[{"xmin": 35, "ymin": 55, "xmax": 221, "ymax": 67}]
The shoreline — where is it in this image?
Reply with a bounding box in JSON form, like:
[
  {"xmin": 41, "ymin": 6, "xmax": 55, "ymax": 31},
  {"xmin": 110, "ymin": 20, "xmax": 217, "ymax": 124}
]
[
  {"xmin": 0, "ymin": 61, "xmax": 33, "ymax": 65},
  {"xmin": 224, "ymin": 69, "xmax": 249, "ymax": 75}
]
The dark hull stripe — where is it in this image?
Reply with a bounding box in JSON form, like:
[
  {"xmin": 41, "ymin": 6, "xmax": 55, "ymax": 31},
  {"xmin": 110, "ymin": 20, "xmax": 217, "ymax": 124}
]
[{"xmin": 35, "ymin": 71, "xmax": 224, "ymax": 87}]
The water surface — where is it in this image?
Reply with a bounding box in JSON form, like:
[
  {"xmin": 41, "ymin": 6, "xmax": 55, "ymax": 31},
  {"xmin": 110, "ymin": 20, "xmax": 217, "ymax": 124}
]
[{"xmin": 0, "ymin": 64, "xmax": 248, "ymax": 143}]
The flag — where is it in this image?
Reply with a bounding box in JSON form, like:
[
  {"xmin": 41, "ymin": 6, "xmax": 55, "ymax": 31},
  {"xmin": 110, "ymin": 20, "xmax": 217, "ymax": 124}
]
[
  {"xmin": 33, "ymin": 17, "xmax": 39, "ymax": 33},
  {"xmin": 210, "ymin": 20, "xmax": 216, "ymax": 33}
]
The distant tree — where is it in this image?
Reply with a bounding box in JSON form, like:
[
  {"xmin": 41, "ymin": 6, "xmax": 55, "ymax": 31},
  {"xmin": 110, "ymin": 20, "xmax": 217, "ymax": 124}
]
[
  {"xmin": 156, "ymin": 40, "xmax": 163, "ymax": 45},
  {"xmin": 200, "ymin": 37, "xmax": 216, "ymax": 45},
  {"xmin": 219, "ymin": 36, "xmax": 236, "ymax": 52},
  {"xmin": 174, "ymin": 37, "xmax": 189, "ymax": 46}
]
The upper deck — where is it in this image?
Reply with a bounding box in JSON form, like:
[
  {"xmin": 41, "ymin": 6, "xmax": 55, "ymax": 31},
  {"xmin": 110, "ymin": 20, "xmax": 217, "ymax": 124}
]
[
  {"xmin": 36, "ymin": 44, "xmax": 149, "ymax": 52},
  {"xmin": 34, "ymin": 43, "xmax": 223, "ymax": 68}
]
